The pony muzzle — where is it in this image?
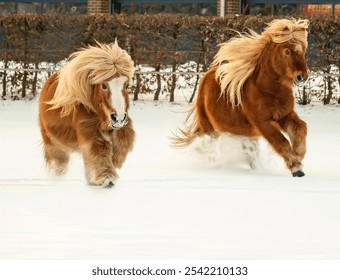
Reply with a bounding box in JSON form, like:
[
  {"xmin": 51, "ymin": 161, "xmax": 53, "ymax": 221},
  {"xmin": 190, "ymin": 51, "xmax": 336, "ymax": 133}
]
[{"xmin": 110, "ymin": 112, "xmax": 128, "ymax": 129}]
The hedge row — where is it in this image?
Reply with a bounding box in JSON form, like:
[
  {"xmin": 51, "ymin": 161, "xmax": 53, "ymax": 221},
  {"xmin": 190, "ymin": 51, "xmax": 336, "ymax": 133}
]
[{"xmin": 0, "ymin": 14, "xmax": 339, "ymax": 102}]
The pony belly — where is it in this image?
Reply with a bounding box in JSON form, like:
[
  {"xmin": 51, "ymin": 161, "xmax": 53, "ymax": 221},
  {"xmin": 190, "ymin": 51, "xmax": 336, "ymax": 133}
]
[
  {"xmin": 46, "ymin": 125, "xmax": 78, "ymax": 151},
  {"xmin": 204, "ymin": 101, "xmax": 260, "ymax": 137},
  {"xmin": 41, "ymin": 110, "xmax": 78, "ymax": 150},
  {"xmin": 211, "ymin": 118, "xmax": 260, "ymax": 137}
]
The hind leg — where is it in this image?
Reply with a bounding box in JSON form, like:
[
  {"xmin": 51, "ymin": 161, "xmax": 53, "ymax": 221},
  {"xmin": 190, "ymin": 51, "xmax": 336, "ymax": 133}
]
[
  {"xmin": 196, "ymin": 100, "xmax": 216, "ymax": 136},
  {"xmin": 241, "ymin": 138, "xmax": 260, "ymax": 169},
  {"xmin": 194, "ymin": 67, "xmax": 220, "ymax": 136},
  {"xmin": 111, "ymin": 119, "xmax": 135, "ymax": 168},
  {"xmin": 43, "ymin": 143, "xmax": 70, "ymax": 176},
  {"xmin": 40, "ymin": 124, "xmax": 69, "ymax": 175}
]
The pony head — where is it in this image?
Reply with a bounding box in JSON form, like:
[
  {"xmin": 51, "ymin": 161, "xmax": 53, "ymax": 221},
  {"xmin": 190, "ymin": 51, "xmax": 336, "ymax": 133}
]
[
  {"xmin": 47, "ymin": 40, "xmax": 135, "ymax": 130},
  {"xmin": 213, "ymin": 18, "xmax": 309, "ymax": 107},
  {"xmin": 262, "ymin": 18, "xmax": 309, "ymax": 87}
]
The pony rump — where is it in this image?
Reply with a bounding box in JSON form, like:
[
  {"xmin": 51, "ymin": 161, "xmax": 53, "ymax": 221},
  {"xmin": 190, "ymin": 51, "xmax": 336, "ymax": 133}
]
[
  {"xmin": 48, "ymin": 40, "xmax": 134, "ymax": 115},
  {"xmin": 213, "ymin": 18, "xmax": 309, "ymax": 108}
]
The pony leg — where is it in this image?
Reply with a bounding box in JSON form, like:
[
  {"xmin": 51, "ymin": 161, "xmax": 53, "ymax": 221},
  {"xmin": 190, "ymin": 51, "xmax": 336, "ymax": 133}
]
[
  {"xmin": 40, "ymin": 124, "xmax": 69, "ymax": 175},
  {"xmin": 280, "ymin": 111, "xmax": 307, "ymax": 163},
  {"xmin": 111, "ymin": 119, "xmax": 135, "ymax": 168},
  {"xmin": 81, "ymin": 138, "xmax": 118, "ymax": 187},
  {"xmin": 43, "ymin": 144, "xmax": 70, "ymax": 176},
  {"xmin": 241, "ymin": 138, "xmax": 260, "ymax": 169},
  {"xmin": 196, "ymin": 102, "xmax": 215, "ymax": 135},
  {"xmin": 255, "ymin": 120, "xmax": 304, "ymax": 176}
]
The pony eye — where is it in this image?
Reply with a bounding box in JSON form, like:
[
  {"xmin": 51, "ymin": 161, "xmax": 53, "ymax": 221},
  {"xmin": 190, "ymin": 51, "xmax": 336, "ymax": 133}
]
[
  {"xmin": 101, "ymin": 84, "xmax": 108, "ymax": 91},
  {"xmin": 284, "ymin": 49, "xmax": 291, "ymax": 56}
]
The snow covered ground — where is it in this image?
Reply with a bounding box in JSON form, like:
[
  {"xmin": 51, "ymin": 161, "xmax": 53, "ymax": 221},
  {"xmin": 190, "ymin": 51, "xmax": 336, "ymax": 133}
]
[{"xmin": 0, "ymin": 99, "xmax": 340, "ymax": 260}]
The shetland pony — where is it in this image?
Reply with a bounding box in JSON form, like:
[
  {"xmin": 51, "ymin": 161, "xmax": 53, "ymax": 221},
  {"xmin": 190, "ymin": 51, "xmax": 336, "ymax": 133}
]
[
  {"xmin": 39, "ymin": 40, "xmax": 135, "ymax": 187},
  {"xmin": 173, "ymin": 18, "xmax": 309, "ymax": 177}
]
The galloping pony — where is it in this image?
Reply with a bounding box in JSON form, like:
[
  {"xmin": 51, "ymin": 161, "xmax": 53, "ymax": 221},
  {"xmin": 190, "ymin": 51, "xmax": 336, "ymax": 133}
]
[
  {"xmin": 173, "ymin": 18, "xmax": 309, "ymax": 177},
  {"xmin": 39, "ymin": 40, "xmax": 135, "ymax": 187}
]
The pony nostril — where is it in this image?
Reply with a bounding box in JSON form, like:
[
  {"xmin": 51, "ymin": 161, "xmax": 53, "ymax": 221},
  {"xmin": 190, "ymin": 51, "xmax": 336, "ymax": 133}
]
[
  {"xmin": 122, "ymin": 113, "xmax": 127, "ymax": 122},
  {"xmin": 296, "ymin": 74, "xmax": 303, "ymax": 82},
  {"xmin": 110, "ymin": 113, "xmax": 118, "ymax": 122}
]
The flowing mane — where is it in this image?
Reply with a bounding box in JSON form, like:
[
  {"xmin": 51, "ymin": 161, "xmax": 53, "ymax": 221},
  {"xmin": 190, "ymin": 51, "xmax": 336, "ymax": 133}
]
[
  {"xmin": 213, "ymin": 18, "xmax": 309, "ymax": 107},
  {"xmin": 47, "ymin": 40, "xmax": 134, "ymax": 115}
]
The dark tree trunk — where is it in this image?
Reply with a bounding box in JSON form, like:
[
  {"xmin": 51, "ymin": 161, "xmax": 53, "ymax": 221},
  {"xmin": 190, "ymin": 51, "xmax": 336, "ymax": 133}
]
[{"xmin": 154, "ymin": 64, "xmax": 161, "ymax": 101}]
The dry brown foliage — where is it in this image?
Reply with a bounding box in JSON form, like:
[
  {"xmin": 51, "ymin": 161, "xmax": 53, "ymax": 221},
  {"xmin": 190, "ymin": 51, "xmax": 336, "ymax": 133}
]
[{"xmin": 0, "ymin": 14, "xmax": 339, "ymax": 101}]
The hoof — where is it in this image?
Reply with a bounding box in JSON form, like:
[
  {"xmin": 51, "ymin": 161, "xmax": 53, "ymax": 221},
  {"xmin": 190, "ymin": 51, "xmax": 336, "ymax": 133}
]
[
  {"xmin": 101, "ymin": 177, "xmax": 116, "ymax": 188},
  {"xmin": 292, "ymin": 170, "xmax": 305, "ymax": 177}
]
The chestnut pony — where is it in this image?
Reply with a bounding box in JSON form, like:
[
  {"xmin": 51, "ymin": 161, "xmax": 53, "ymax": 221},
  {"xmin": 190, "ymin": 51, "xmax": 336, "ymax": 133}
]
[
  {"xmin": 173, "ymin": 19, "xmax": 309, "ymax": 177},
  {"xmin": 39, "ymin": 41, "xmax": 135, "ymax": 187}
]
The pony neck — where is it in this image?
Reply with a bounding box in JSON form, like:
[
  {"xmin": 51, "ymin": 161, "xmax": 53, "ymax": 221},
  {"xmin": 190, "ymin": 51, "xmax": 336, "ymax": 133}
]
[{"xmin": 253, "ymin": 44, "xmax": 288, "ymax": 94}]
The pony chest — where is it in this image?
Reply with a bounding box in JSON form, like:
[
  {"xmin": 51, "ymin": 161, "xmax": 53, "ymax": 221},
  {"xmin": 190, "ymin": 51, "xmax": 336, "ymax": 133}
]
[
  {"xmin": 261, "ymin": 97, "xmax": 294, "ymax": 121},
  {"xmin": 244, "ymin": 89, "xmax": 294, "ymax": 122},
  {"xmin": 100, "ymin": 130, "xmax": 114, "ymax": 144}
]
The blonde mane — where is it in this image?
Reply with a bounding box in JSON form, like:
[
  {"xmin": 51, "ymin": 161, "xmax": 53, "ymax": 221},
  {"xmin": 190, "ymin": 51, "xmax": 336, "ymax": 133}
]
[
  {"xmin": 47, "ymin": 40, "xmax": 135, "ymax": 115},
  {"xmin": 212, "ymin": 18, "xmax": 309, "ymax": 108}
]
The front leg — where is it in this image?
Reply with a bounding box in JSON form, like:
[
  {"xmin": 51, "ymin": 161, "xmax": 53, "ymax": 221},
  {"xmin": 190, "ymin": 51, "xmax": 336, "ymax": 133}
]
[
  {"xmin": 255, "ymin": 119, "xmax": 304, "ymax": 177},
  {"xmin": 112, "ymin": 118, "xmax": 135, "ymax": 169},
  {"xmin": 76, "ymin": 120, "xmax": 118, "ymax": 187},
  {"xmin": 81, "ymin": 137, "xmax": 118, "ymax": 187},
  {"xmin": 280, "ymin": 111, "xmax": 307, "ymax": 163}
]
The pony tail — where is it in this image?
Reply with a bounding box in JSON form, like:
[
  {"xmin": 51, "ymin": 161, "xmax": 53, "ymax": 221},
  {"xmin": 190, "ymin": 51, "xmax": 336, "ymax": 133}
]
[{"xmin": 170, "ymin": 106, "xmax": 199, "ymax": 148}]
